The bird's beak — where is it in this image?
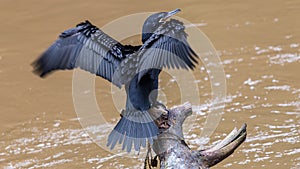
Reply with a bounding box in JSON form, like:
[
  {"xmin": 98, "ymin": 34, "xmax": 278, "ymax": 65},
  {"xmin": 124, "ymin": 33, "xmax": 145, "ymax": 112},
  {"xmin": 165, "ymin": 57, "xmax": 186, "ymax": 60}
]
[{"xmin": 159, "ymin": 8, "xmax": 181, "ymax": 23}]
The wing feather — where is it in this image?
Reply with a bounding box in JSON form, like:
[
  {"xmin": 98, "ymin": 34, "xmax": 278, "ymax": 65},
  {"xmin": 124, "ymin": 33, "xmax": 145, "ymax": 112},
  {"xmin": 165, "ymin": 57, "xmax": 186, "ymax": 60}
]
[{"xmin": 32, "ymin": 20, "xmax": 139, "ymax": 88}]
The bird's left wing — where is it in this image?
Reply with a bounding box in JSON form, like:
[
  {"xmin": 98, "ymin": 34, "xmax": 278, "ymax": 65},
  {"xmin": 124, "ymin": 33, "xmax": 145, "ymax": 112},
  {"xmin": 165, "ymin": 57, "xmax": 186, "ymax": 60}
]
[
  {"xmin": 32, "ymin": 20, "xmax": 138, "ymax": 88},
  {"xmin": 137, "ymin": 19, "xmax": 198, "ymax": 81}
]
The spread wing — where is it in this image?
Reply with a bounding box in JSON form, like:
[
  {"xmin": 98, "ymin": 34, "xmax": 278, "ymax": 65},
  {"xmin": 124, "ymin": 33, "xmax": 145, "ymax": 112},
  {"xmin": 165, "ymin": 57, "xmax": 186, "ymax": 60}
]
[
  {"xmin": 32, "ymin": 20, "xmax": 140, "ymax": 88},
  {"xmin": 137, "ymin": 19, "xmax": 198, "ymax": 81}
]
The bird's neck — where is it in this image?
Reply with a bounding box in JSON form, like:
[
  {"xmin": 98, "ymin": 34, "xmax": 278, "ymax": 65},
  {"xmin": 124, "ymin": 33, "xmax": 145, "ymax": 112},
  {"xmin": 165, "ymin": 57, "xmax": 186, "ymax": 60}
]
[{"xmin": 142, "ymin": 33, "xmax": 154, "ymax": 43}]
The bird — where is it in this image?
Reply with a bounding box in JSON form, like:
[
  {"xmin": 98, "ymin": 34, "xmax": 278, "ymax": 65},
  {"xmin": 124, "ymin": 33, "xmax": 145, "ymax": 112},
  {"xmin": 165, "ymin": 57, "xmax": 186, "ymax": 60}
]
[{"xmin": 32, "ymin": 8, "xmax": 198, "ymax": 152}]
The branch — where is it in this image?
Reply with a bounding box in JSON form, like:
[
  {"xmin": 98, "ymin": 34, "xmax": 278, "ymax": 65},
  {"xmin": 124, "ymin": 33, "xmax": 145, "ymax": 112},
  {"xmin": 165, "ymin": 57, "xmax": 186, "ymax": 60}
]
[{"xmin": 148, "ymin": 102, "xmax": 247, "ymax": 169}]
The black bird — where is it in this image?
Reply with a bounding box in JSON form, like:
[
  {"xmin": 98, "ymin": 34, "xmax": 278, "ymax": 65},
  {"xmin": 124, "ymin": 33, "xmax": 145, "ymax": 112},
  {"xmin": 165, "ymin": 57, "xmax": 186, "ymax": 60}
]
[{"xmin": 32, "ymin": 8, "xmax": 198, "ymax": 152}]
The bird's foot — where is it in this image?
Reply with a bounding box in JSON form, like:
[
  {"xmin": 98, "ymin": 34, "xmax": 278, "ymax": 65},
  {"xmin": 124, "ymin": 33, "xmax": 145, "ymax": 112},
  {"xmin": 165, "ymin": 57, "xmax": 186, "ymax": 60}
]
[
  {"xmin": 148, "ymin": 102, "xmax": 168, "ymax": 120},
  {"xmin": 148, "ymin": 103, "xmax": 170, "ymax": 130}
]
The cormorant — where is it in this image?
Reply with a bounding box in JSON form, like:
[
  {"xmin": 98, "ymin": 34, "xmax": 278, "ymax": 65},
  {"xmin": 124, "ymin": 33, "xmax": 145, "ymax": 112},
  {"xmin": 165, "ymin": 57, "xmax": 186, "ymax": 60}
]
[{"xmin": 32, "ymin": 8, "xmax": 198, "ymax": 152}]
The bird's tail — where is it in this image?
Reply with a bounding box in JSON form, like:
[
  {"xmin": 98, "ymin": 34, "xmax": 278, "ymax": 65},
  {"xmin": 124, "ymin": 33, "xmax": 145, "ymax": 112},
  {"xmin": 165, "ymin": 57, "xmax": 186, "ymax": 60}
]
[{"xmin": 107, "ymin": 110, "xmax": 158, "ymax": 152}]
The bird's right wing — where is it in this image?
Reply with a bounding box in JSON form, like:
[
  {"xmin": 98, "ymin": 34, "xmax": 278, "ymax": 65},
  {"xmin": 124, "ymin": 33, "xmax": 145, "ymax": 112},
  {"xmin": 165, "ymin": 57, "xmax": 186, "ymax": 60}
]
[
  {"xmin": 116, "ymin": 19, "xmax": 198, "ymax": 84},
  {"xmin": 137, "ymin": 19, "xmax": 198, "ymax": 82},
  {"xmin": 32, "ymin": 20, "xmax": 137, "ymax": 88}
]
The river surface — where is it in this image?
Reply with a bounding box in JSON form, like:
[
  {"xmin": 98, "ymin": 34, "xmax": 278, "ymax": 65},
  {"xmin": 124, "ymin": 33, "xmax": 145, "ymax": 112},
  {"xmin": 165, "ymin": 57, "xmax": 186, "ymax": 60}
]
[{"xmin": 0, "ymin": 0, "xmax": 299, "ymax": 168}]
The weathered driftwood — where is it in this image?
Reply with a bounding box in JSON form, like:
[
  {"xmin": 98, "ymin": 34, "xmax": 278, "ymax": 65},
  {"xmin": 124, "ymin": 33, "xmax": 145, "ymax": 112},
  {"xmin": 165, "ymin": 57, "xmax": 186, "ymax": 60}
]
[{"xmin": 147, "ymin": 102, "xmax": 247, "ymax": 169}]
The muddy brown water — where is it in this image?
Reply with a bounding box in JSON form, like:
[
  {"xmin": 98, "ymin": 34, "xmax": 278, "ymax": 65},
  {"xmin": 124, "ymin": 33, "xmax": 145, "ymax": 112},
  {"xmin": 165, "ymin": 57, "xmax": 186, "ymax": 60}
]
[{"xmin": 0, "ymin": 0, "xmax": 299, "ymax": 168}]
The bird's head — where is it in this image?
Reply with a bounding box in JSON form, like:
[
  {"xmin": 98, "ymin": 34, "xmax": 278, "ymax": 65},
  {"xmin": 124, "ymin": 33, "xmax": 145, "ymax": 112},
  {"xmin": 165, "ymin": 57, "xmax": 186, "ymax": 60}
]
[{"xmin": 142, "ymin": 8, "xmax": 181, "ymax": 43}]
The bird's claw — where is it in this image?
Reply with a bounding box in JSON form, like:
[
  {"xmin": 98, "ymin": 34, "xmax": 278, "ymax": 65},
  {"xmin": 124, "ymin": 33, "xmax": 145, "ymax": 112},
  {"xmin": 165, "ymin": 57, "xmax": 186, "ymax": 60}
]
[{"xmin": 148, "ymin": 102, "xmax": 170, "ymax": 129}]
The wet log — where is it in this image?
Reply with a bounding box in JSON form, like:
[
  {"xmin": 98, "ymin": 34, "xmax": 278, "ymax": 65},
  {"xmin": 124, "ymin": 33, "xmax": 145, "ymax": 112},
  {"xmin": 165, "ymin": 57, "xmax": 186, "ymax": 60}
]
[{"xmin": 147, "ymin": 102, "xmax": 247, "ymax": 169}]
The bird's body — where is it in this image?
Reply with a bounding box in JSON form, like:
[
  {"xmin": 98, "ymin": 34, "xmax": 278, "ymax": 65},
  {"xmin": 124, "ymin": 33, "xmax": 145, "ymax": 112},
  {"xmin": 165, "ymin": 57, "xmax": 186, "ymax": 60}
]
[
  {"xmin": 127, "ymin": 69, "xmax": 160, "ymax": 111},
  {"xmin": 33, "ymin": 9, "xmax": 198, "ymax": 152}
]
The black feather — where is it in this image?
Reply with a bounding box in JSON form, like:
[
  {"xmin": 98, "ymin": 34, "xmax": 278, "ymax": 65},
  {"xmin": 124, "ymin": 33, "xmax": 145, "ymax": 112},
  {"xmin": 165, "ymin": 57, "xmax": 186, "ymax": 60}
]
[{"xmin": 32, "ymin": 20, "xmax": 139, "ymax": 88}]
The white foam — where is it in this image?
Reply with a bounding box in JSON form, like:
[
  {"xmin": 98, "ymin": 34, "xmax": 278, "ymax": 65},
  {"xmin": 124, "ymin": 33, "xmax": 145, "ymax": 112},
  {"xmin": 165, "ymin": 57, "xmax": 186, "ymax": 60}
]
[
  {"xmin": 244, "ymin": 78, "xmax": 262, "ymax": 86},
  {"xmin": 264, "ymin": 85, "xmax": 290, "ymax": 91},
  {"xmin": 290, "ymin": 43, "xmax": 299, "ymax": 48},
  {"xmin": 269, "ymin": 53, "xmax": 300, "ymax": 65}
]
